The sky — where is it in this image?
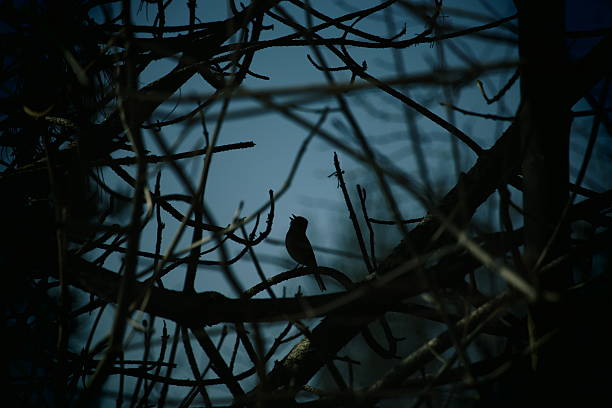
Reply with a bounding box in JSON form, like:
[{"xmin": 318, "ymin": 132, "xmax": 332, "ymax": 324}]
[
  {"xmin": 93, "ymin": 0, "xmax": 526, "ymax": 296},
  {"xmin": 82, "ymin": 1, "xmax": 527, "ymax": 401},
  {"xmin": 8, "ymin": 0, "xmax": 608, "ymax": 404}
]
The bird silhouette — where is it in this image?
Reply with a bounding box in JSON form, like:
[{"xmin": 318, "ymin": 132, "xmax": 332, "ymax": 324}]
[{"xmin": 285, "ymin": 215, "xmax": 326, "ymax": 291}]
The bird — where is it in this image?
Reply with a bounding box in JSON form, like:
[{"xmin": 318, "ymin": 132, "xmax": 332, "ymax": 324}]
[{"xmin": 285, "ymin": 214, "xmax": 326, "ymax": 291}]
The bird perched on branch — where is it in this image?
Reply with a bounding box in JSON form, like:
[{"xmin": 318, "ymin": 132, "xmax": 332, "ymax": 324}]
[{"xmin": 285, "ymin": 215, "xmax": 326, "ymax": 291}]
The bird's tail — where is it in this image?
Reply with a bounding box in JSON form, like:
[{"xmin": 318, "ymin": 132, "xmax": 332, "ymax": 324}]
[{"xmin": 313, "ymin": 267, "xmax": 326, "ymax": 291}]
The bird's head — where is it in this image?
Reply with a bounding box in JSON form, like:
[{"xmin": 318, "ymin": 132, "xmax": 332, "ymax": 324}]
[{"xmin": 289, "ymin": 214, "xmax": 308, "ymax": 232}]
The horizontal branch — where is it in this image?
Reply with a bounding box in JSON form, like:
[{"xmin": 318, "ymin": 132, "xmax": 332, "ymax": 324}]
[
  {"xmin": 92, "ymin": 141, "xmax": 255, "ymax": 166},
  {"xmin": 63, "ymin": 257, "xmax": 463, "ymax": 327}
]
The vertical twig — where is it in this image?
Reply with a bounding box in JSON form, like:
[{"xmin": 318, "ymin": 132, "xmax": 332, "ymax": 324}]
[
  {"xmin": 137, "ymin": 322, "xmax": 170, "ymax": 407},
  {"xmin": 157, "ymin": 323, "xmax": 183, "ymax": 407},
  {"xmin": 333, "ymin": 153, "xmax": 374, "ymax": 274},
  {"xmin": 241, "ymin": 221, "xmax": 276, "ymax": 299},
  {"xmin": 180, "ymin": 326, "xmax": 212, "ymax": 404},
  {"xmin": 357, "ymin": 185, "xmax": 377, "ymax": 272}
]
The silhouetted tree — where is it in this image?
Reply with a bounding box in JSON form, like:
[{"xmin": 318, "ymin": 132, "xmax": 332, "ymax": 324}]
[{"xmin": 2, "ymin": 1, "xmax": 610, "ymax": 406}]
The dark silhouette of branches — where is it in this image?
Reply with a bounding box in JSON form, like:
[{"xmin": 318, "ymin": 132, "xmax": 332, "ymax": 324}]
[{"xmin": 2, "ymin": 0, "xmax": 611, "ymax": 407}]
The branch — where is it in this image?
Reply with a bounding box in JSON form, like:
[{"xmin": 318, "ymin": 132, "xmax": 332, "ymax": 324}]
[
  {"xmin": 253, "ymin": 32, "xmax": 612, "ymax": 398},
  {"xmin": 93, "ymin": 141, "xmax": 255, "ymax": 166}
]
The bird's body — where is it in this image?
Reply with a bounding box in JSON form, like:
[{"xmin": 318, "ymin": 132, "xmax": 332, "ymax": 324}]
[{"xmin": 285, "ymin": 215, "xmax": 326, "ymax": 291}]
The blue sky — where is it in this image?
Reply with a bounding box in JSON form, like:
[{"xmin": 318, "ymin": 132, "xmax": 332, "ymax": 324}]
[
  {"xmin": 2, "ymin": 0, "xmax": 610, "ymax": 405},
  {"xmin": 92, "ymin": 0, "xmax": 529, "ymax": 296},
  {"xmin": 30, "ymin": 0, "xmax": 610, "ymax": 403}
]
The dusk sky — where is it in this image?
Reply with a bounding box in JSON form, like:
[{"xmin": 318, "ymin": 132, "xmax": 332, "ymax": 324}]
[{"xmin": 4, "ymin": 1, "xmax": 609, "ymax": 404}]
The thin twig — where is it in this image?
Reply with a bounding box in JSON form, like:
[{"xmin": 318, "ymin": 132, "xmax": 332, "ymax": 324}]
[
  {"xmin": 357, "ymin": 185, "xmax": 378, "ymax": 271},
  {"xmin": 333, "ymin": 153, "xmax": 374, "ymax": 273}
]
